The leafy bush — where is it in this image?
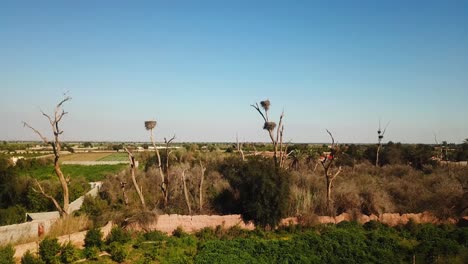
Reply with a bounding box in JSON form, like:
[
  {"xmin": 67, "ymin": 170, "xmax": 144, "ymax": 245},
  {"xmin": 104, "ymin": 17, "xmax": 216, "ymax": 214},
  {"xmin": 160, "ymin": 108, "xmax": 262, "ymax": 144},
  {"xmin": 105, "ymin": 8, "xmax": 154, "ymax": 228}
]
[
  {"xmin": 59, "ymin": 242, "xmax": 79, "ymax": 264},
  {"xmin": 108, "ymin": 242, "xmax": 128, "ymax": 263},
  {"xmin": 38, "ymin": 238, "xmax": 60, "ymax": 264},
  {"xmin": 21, "ymin": 250, "xmax": 44, "ymax": 264},
  {"xmin": 219, "ymin": 156, "xmax": 291, "ymax": 229},
  {"xmin": 0, "ymin": 244, "xmax": 15, "ymax": 264},
  {"xmin": 84, "ymin": 227, "xmax": 103, "ymax": 249},
  {"xmin": 83, "ymin": 246, "xmax": 99, "ymax": 260},
  {"xmin": 106, "ymin": 226, "xmax": 131, "ymax": 245}
]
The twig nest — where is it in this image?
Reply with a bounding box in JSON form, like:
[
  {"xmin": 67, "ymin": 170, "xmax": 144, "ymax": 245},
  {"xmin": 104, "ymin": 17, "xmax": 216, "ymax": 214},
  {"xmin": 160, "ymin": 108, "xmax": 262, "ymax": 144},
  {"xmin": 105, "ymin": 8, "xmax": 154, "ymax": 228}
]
[
  {"xmin": 263, "ymin": 121, "xmax": 277, "ymax": 131},
  {"xmin": 260, "ymin": 100, "xmax": 271, "ymax": 111},
  {"xmin": 144, "ymin": 121, "xmax": 157, "ymax": 130}
]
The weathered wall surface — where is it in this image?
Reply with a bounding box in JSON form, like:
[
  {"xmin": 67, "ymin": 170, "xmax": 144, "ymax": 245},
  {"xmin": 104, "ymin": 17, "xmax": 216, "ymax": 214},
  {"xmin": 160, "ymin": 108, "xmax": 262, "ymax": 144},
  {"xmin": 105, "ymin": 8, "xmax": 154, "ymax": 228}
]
[
  {"xmin": 126, "ymin": 211, "xmax": 457, "ymax": 234},
  {"xmin": 0, "ymin": 220, "xmax": 56, "ymax": 246}
]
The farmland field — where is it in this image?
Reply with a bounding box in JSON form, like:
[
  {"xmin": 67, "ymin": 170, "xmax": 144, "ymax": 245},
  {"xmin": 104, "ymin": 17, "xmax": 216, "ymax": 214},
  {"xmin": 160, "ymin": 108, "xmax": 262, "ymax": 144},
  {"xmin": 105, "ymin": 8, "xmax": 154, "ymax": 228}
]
[
  {"xmin": 61, "ymin": 152, "xmax": 127, "ymax": 162},
  {"xmin": 17, "ymin": 164, "xmax": 127, "ymax": 182}
]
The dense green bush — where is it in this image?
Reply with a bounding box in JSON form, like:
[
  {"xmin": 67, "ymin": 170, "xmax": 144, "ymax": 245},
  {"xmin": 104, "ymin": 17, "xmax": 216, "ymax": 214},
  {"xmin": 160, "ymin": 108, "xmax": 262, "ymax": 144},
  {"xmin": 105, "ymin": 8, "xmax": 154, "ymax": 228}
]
[
  {"xmin": 38, "ymin": 238, "xmax": 60, "ymax": 264},
  {"xmin": 108, "ymin": 242, "xmax": 128, "ymax": 263},
  {"xmin": 59, "ymin": 242, "xmax": 80, "ymax": 263},
  {"xmin": 0, "ymin": 244, "xmax": 15, "ymax": 264},
  {"xmin": 84, "ymin": 227, "xmax": 103, "ymax": 249},
  {"xmin": 83, "ymin": 246, "xmax": 99, "ymax": 260},
  {"xmin": 21, "ymin": 250, "xmax": 44, "ymax": 264},
  {"xmin": 106, "ymin": 226, "xmax": 131, "ymax": 245},
  {"xmin": 219, "ymin": 156, "xmax": 291, "ymax": 229}
]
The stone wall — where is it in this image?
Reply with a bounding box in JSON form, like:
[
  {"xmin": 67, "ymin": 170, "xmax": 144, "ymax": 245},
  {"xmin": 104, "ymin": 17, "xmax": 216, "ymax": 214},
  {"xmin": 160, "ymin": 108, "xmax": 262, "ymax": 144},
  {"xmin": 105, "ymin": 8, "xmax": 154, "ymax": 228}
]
[{"xmin": 0, "ymin": 219, "xmax": 56, "ymax": 246}]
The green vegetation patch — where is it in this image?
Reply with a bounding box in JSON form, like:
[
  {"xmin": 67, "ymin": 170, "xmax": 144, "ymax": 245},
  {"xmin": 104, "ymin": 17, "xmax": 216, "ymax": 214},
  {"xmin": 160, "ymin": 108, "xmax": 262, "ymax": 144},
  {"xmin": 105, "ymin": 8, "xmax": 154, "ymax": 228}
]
[
  {"xmin": 17, "ymin": 164, "xmax": 126, "ymax": 182},
  {"xmin": 97, "ymin": 153, "xmax": 128, "ymax": 162}
]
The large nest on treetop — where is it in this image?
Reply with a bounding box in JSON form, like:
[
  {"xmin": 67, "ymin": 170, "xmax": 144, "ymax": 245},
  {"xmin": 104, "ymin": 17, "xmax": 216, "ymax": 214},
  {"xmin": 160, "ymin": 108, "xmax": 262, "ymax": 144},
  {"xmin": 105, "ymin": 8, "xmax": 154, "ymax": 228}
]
[
  {"xmin": 260, "ymin": 100, "xmax": 271, "ymax": 111},
  {"xmin": 263, "ymin": 121, "xmax": 276, "ymax": 131},
  {"xmin": 144, "ymin": 121, "xmax": 157, "ymax": 130}
]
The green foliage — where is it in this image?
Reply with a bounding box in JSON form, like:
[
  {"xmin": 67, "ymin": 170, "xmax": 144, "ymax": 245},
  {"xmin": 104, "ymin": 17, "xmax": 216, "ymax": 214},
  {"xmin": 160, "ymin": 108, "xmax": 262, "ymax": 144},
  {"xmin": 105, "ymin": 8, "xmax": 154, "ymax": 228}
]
[
  {"xmin": 83, "ymin": 246, "xmax": 99, "ymax": 260},
  {"xmin": 38, "ymin": 238, "xmax": 61, "ymax": 264},
  {"xmin": 60, "ymin": 242, "xmax": 80, "ymax": 263},
  {"xmin": 21, "ymin": 251, "xmax": 44, "ymax": 264},
  {"xmin": 0, "ymin": 244, "xmax": 15, "ymax": 264},
  {"xmin": 219, "ymin": 156, "xmax": 291, "ymax": 229},
  {"xmin": 0, "ymin": 205, "xmax": 26, "ymax": 225},
  {"xmin": 16, "ymin": 164, "xmax": 126, "ymax": 182},
  {"xmin": 85, "ymin": 228, "xmax": 103, "ymax": 249},
  {"xmin": 106, "ymin": 226, "xmax": 131, "ymax": 245},
  {"xmin": 108, "ymin": 242, "xmax": 128, "ymax": 263}
]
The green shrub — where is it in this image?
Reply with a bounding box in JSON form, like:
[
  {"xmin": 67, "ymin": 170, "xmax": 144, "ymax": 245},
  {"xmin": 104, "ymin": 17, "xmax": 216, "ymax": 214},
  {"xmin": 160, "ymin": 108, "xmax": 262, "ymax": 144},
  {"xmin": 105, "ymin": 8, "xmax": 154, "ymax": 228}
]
[
  {"xmin": 0, "ymin": 244, "xmax": 15, "ymax": 264},
  {"xmin": 219, "ymin": 156, "xmax": 291, "ymax": 229},
  {"xmin": 108, "ymin": 242, "xmax": 128, "ymax": 263},
  {"xmin": 106, "ymin": 226, "xmax": 131, "ymax": 244},
  {"xmin": 172, "ymin": 226, "xmax": 189, "ymax": 238},
  {"xmin": 38, "ymin": 238, "xmax": 60, "ymax": 264},
  {"xmin": 143, "ymin": 230, "xmax": 167, "ymax": 241},
  {"xmin": 83, "ymin": 246, "xmax": 99, "ymax": 260},
  {"xmin": 21, "ymin": 250, "xmax": 44, "ymax": 264},
  {"xmin": 84, "ymin": 227, "xmax": 103, "ymax": 249},
  {"xmin": 60, "ymin": 242, "xmax": 79, "ymax": 263}
]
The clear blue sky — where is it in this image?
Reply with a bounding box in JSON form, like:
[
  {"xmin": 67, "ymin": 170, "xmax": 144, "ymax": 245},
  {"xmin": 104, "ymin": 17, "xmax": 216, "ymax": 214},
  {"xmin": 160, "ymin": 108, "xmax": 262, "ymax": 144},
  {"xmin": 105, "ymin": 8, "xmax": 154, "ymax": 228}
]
[{"xmin": 1, "ymin": 1, "xmax": 467, "ymax": 143}]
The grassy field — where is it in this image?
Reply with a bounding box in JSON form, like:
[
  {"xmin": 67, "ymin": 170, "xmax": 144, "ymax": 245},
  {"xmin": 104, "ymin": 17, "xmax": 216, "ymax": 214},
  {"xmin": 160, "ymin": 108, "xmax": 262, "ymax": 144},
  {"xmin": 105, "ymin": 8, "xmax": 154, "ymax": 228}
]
[
  {"xmin": 17, "ymin": 164, "xmax": 127, "ymax": 182},
  {"xmin": 61, "ymin": 152, "xmax": 127, "ymax": 162},
  {"xmin": 97, "ymin": 153, "xmax": 128, "ymax": 161}
]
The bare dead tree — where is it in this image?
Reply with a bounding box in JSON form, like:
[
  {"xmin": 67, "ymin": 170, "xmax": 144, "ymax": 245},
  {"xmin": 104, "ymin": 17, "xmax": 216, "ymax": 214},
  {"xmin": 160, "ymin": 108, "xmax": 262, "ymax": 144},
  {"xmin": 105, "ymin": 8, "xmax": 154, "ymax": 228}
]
[
  {"xmin": 376, "ymin": 120, "xmax": 390, "ymax": 167},
  {"xmin": 145, "ymin": 120, "xmax": 169, "ymax": 207},
  {"xmin": 124, "ymin": 147, "xmax": 146, "ymax": 209},
  {"xmin": 22, "ymin": 95, "xmax": 71, "ymax": 216},
  {"xmin": 236, "ymin": 133, "xmax": 245, "ymax": 161},
  {"xmin": 320, "ymin": 129, "xmax": 343, "ymax": 216},
  {"xmin": 181, "ymin": 169, "xmax": 192, "ymax": 215},
  {"xmin": 199, "ymin": 159, "xmax": 206, "ymax": 212},
  {"xmin": 251, "ymin": 100, "xmax": 287, "ymax": 167}
]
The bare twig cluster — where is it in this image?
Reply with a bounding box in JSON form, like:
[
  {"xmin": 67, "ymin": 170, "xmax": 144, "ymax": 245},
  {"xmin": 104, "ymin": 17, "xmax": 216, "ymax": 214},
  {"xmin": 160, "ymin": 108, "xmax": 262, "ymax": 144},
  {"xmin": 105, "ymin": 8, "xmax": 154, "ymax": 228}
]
[
  {"xmin": 251, "ymin": 100, "xmax": 288, "ymax": 167},
  {"xmin": 320, "ymin": 129, "xmax": 344, "ymax": 216}
]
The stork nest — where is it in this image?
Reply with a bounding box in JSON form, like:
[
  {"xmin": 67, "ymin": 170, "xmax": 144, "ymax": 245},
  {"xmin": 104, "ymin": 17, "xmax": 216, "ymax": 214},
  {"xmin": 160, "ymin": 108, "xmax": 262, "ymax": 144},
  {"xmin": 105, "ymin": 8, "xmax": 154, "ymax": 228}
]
[
  {"xmin": 144, "ymin": 121, "xmax": 157, "ymax": 130},
  {"xmin": 263, "ymin": 121, "xmax": 277, "ymax": 131},
  {"xmin": 260, "ymin": 100, "xmax": 271, "ymax": 111}
]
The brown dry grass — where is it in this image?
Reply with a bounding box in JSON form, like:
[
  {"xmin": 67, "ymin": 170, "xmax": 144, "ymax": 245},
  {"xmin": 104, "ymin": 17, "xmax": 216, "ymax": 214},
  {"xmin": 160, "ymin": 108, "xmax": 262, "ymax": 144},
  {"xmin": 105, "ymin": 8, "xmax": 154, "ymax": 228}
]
[{"xmin": 47, "ymin": 215, "xmax": 90, "ymax": 237}]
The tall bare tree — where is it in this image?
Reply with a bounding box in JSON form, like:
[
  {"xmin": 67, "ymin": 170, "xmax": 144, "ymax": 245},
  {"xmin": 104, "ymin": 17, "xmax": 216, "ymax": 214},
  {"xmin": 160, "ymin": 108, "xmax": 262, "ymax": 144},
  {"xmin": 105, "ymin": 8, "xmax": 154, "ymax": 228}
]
[
  {"xmin": 145, "ymin": 121, "xmax": 175, "ymax": 207},
  {"xmin": 320, "ymin": 130, "xmax": 343, "ymax": 216},
  {"xmin": 251, "ymin": 100, "xmax": 288, "ymax": 167},
  {"xmin": 181, "ymin": 169, "xmax": 192, "ymax": 215},
  {"xmin": 376, "ymin": 120, "xmax": 390, "ymax": 167},
  {"xmin": 236, "ymin": 133, "xmax": 245, "ymax": 161},
  {"xmin": 22, "ymin": 96, "xmax": 71, "ymax": 216},
  {"xmin": 124, "ymin": 147, "xmax": 146, "ymax": 209},
  {"xmin": 198, "ymin": 159, "xmax": 206, "ymax": 212}
]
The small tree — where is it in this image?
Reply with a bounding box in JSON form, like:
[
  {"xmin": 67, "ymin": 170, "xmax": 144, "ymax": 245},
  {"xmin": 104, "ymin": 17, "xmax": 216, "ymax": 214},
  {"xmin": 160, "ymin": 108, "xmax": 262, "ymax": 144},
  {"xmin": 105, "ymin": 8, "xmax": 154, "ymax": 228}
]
[
  {"xmin": 320, "ymin": 130, "xmax": 344, "ymax": 216},
  {"xmin": 23, "ymin": 95, "xmax": 71, "ymax": 216},
  {"xmin": 251, "ymin": 100, "xmax": 288, "ymax": 168},
  {"xmin": 220, "ymin": 156, "xmax": 290, "ymax": 229}
]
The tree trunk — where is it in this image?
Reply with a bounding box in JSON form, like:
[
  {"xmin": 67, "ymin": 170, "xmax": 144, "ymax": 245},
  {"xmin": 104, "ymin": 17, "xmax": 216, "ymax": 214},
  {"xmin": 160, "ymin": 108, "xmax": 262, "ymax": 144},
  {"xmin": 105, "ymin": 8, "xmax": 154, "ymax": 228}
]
[
  {"xmin": 376, "ymin": 144, "xmax": 381, "ymax": 167},
  {"xmin": 199, "ymin": 161, "xmax": 206, "ymax": 212},
  {"xmin": 55, "ymin": 160, "xmax": 69, "ymax": 215},
  {"xmin": 150, "ymin": 129, "xmax": 168, "ymax": 206},
  {"xmin": 182, "ymin": 169, "xmax": 191, "ymax": 215}
]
